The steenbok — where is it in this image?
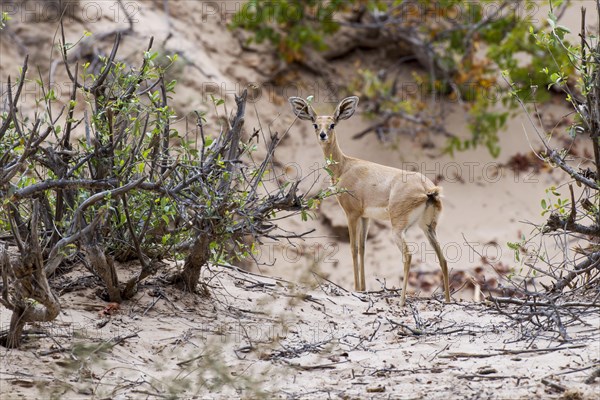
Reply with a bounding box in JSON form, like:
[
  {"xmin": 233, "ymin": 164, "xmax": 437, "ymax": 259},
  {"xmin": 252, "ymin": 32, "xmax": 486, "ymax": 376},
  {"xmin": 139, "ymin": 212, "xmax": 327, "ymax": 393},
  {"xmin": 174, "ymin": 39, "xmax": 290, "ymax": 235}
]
[{"xmin": 289, "ymin": 96, "xmax": 450, "ymax": 306}]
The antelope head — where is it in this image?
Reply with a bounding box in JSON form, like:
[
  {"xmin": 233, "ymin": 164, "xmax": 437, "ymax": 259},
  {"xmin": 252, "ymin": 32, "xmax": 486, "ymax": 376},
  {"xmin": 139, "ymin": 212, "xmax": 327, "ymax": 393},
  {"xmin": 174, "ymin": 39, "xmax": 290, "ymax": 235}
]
[{"xmin": 288, "ymin": 96, "xmax": 359, "ymax": 145}]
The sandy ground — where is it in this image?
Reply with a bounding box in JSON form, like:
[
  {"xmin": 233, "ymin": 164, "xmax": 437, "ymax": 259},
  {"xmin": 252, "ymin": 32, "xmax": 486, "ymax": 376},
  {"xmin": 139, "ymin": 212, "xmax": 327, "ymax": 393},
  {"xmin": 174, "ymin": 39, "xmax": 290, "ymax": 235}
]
[
  {"xmin": 1, "ymin": 265, "xmax": 599, "ymax": 399},
  {"xmin": 1, "ymin": 1, "xmax": 599, "ymax": 399}
]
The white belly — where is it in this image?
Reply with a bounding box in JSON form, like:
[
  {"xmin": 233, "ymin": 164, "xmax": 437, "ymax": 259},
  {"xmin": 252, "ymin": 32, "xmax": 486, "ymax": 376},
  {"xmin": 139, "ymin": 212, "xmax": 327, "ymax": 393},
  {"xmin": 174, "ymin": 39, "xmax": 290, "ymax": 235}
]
[{"xmin": 363, "ymin": 206, "xmax": 389, "ymax": 220}]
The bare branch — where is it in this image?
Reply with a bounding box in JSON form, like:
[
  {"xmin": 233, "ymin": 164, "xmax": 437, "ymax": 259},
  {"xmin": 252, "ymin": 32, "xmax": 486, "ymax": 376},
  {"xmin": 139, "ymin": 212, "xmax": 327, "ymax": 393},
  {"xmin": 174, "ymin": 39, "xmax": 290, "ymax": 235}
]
[{"xmin": 548, "ymin": 150, "xmax": 600, "ymax": 190}]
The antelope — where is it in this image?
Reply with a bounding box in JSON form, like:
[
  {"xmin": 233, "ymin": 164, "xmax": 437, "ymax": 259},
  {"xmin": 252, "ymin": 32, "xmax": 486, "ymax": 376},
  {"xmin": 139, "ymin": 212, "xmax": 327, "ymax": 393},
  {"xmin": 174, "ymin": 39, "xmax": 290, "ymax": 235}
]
[{"xmin": 288, "ymin": 96, "xmax": 450, "ymax": 306}]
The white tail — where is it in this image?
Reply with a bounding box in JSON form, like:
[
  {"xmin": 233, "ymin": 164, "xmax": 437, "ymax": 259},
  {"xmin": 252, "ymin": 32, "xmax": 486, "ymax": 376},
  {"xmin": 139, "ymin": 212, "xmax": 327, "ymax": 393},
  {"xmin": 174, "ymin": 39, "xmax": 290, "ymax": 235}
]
[{"xmin": 289, "ymin": 96, "xmax": 451, "ymax": 306}]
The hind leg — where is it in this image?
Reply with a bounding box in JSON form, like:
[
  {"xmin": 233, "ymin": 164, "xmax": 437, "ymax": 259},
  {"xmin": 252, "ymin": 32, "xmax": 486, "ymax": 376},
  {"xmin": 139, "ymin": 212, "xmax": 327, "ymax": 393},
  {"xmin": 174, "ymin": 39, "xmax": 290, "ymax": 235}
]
[
  {"xmin": 392, "ymin": 223, "xmax": 412, "ymax": 307},
  {"xmin": 421, "ymin": 223, "xmax": 450, "ymax": 303}
]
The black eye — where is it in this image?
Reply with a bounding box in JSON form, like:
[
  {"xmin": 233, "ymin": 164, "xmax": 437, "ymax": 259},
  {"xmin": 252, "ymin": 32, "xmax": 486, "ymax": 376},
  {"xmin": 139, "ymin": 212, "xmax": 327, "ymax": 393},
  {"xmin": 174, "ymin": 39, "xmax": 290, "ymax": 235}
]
[
  {"xmin": 313, "ymin": 124, "xmax": 318, "ymax": 130},
  {"xmin": 329, "ymin": 124, "xmax": 335, "ymax": 130}
]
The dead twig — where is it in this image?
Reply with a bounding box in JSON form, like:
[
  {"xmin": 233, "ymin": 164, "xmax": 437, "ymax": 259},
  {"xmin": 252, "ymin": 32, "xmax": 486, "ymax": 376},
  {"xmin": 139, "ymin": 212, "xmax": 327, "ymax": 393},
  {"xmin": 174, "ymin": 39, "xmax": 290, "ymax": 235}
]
[
  {"xmin": 440, "ymin": 344, "xmax": 587, "ymax": 359},
  {"xmin": 541, "ymin": 378, "xmax": 567, "ymax": 393}
]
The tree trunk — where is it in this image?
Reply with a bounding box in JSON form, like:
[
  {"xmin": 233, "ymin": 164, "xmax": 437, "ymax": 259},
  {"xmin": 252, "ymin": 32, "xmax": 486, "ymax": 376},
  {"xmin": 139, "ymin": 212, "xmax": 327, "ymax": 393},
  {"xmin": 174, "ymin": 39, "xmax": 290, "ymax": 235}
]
[
  {"xmin": 4, "ymin": 307, "xmax": 26, "ymax": 349},
  {"xmin": 1, "ymin": 234, "xmax": 61, "ymax": 349},
  {"xmin": 179, "ymin": 235, "xmax": 210, "ymax": 294},
  {"xmin": 84, "ymin": 243, "xmax": 122, "ymax": 302}
]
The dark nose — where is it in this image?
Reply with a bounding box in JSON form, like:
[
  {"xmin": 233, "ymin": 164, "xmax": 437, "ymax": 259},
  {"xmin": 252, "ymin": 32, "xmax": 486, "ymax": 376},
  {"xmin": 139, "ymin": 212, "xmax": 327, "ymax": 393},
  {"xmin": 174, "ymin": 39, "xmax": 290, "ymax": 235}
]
[{"xmin": 320, "ymin": 132, "xmax": 327, "ymax": 140}]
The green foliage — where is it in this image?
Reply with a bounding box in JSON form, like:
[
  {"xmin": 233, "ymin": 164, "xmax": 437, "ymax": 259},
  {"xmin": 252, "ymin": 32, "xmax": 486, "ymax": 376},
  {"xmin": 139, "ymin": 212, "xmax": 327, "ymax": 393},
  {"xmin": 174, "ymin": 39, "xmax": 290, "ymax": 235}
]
[
  {"xmin": 540, "ymin": 186, "xmax": 571, "ymax": 217},
  {"xmin": 231, "ymin": 0, "xmax": 347, "ymax": 62},
  {"xmin": 233, "ymin": 0, "xmax": 576, "ymax": 157},
  {"xmin": 0, "ymin": 12, "xmax": 10, "ymax": 29}
]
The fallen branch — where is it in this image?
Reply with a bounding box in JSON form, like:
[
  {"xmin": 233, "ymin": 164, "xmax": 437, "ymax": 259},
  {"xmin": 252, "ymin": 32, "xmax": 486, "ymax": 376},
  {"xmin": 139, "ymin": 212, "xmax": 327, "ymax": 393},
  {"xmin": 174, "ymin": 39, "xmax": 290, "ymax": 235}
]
[
  {"xmin": 440, "ymin": 344, "xmax": 587, "ymax": 359},
  {"xmin": 489, "ymin": 296, "xmax": 600, "ymax": 308},
  {"xmin": 541, "ymin": 378, "xmax": 567, "ymax": 393}
]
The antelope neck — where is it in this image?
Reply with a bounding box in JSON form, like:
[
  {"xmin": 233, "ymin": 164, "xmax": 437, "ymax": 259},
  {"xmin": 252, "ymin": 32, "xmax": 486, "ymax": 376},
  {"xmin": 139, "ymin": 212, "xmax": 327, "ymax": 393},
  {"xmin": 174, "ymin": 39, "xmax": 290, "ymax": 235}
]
[{"xmin": 320, "ymin": 133, "xmax": 347, "ymax": 179}]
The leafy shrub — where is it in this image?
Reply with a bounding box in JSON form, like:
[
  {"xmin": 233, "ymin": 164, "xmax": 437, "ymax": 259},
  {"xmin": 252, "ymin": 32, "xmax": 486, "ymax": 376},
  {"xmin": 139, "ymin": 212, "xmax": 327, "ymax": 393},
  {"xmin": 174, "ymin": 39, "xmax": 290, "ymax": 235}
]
[
  {"xmin": 502, "ymin": 5, "xmax": 600, "ymax": 340},
  {"xmin": 0, "ymin": 28, "xmax": 326, "ymax": 347}
]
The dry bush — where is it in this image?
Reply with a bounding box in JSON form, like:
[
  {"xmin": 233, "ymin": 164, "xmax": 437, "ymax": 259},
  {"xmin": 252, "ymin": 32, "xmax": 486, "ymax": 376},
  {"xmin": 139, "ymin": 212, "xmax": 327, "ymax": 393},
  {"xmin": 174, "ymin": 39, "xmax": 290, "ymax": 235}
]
[{"xmin": 0, "ymin": 27, "xmax": 327, "ymax": 348}]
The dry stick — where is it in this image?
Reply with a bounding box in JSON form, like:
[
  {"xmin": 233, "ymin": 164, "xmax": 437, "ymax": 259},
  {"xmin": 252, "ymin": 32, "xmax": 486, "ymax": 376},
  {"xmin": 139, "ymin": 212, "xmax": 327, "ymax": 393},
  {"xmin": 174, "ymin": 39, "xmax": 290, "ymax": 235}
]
[
  {"xmin": 215, "ymin": 262, "xmax": 294, "ymax": 285},
  {"xmin": 270, "ymin": 338, "xmax": 335, "ymax": 360},
  {"xmin": 544, "ymin": 212, "xmax": 600, "ymax": 237},
  {"xmin": 553, "ymin": 252, "xmax": 600, "ymax": 292},
  {"xmin": 495, "ymin": 344, "xmax": 586, "ymax": 354},
  {"xmin": 429, "ymin": 344, "xmax": 451, "ymax": 362},
  {"xmin": 547, "ymin": 303, "xmax": 570, "ymax": 341},
  {"xmin": 489, "ymin": 296, "xmax": 600, "ymax": 308},
  {"xmin": 221, "ymin": 270, "xmax": 275, "ymax": 289},
  {"xmin": 585, "ymin": 367, "xmax": 600, "ymax": 384},
  {"xmin": 110, "ymin": 331, "xmax": 140, "ymax": 346},
  {"xmin": 0, "ymin": 55, "xmax": 28, "ymax": 140},
  {"xmin": 546, "ymin": 363, "xmax": 599, "ymax": 378},
  {"xmin": 548, "ymin": 151, "xmax": 600, "ymax": 190},
  {"xmin": 311, "ymin": 271, "xmax": 350, "ymax": 294},
  {"xmin": 541, "ymin": 378, "xmax": 567, "ymax": 393},
  {"xmin": 284, "ymin": 361, "xmax": 347, "ymax": 371},
  {"xmin": 176, "ymin": 354, "xmax": 203, "ymax": 367},
  {"xmin": 439, "ymin": 344, "xmax": 587, "ymax": 359},
  {"xmin": 350, "ymin": 292, "xmax": 370, "ymax": 303},
  {"xmin": 368, "ymin": 320, "xmax": 381, "ymax": 342},
  {"xmin": 130, "ymin": 390, "xmax": 169, "ymax": 399},
  {"xmin": 386, "ymin": 317, "xmax": 423, "ymax": 336},
  {"xmin": 142, "ymin": 292, "xmax": 162, "ymax": 317},
  {"xmin": 458, "ymin": 374, "xmax": 522, "ymax": 380},
  {"xmin": 12, "ymin": 178, "xmax": 158, "ymax": 201}
]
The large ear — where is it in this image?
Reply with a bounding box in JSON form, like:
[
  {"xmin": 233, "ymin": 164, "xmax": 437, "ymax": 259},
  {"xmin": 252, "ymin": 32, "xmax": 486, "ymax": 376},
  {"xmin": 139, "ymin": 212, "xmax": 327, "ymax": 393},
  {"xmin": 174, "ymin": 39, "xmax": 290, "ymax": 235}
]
[
  {"xmin": 288, "ymin": 97, "xmax": 316, "ymax": 121},
  {"xmin": 333, "ymin": 96, "xmax": 359, "ymax": 122}
]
